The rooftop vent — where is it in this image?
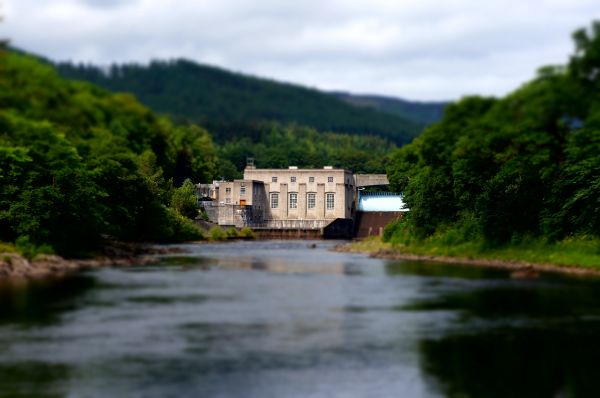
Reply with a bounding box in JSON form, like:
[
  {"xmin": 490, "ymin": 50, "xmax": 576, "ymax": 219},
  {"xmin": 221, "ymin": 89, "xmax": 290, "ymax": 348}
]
[
  {"xmin": 289, "ymin": 166, "xmax": 298, "ymax": 170},
  {"xmin": 323, "ymin": 166, "xmax": 333, "ymax": 170}
]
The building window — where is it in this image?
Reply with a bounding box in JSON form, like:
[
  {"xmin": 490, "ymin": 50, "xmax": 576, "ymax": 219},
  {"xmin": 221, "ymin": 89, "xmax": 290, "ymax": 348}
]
[
  {"xmin": 271, "ymin": 193, "xmax": 279, "ymax": 208},
  {"xmin": 289, "ymin": 193, "xmax": 298, "ymax": 209},
  {"xmin": 309, "ymin": 176, "xmax": 314, "ymax": 183},
  {"xmin": 240, "ymin": 186, "xmax": 246, "ymax": 195},
  {"xmin": 291, "ymin": 176, "xmax": 296, "ymax": 183},
  {"xmin": 307, "ymin": 193, "xmax": 316, "ymax": 209},
  {"xmin": 225, "ymin": 198, "xmax": 231, "ymax": 204},
  {"xmin": 328, "ymin": 176, "xmax": 333, "ymax": 183},
  {"xmin": 326, "ymin": 193, "xmax": 335, "ymax": 210},
  {"xmin": 225, "ymin": 187, "xmax": 231, "ymax": 194},
  {"xmin": 272, "ymin": 177, "xmax": 278, "ymax": 183}
]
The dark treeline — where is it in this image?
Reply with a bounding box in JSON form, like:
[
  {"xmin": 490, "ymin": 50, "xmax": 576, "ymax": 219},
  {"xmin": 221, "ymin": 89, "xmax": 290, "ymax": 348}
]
[
  {"xmin": 216, "ymin": 123, "xmax": 393, "ymax": 179},
  {"xmin": 386, "ymin": 21, "xmax": 600, "ymax": 244},
  {"xmin": 55, "ymin": 58, "xmax": 423, "ymax": 144},
  {"xmin": 332, "ymin": 92, "xmax": 448, "ymax": 126}
]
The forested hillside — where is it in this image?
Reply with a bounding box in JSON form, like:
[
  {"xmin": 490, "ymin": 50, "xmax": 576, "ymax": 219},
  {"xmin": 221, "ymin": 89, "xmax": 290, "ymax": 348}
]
[
  {"xmin": 215, "ymin": 123, "xmax": 393, "ymax": 179},
  {"xmin": 332, "ymin": 92, "xmax": 447, "ymax": 125},
  {"xmin": 55, "ymin": 59, "xmax": 423, "ymax": 144},
  {"xmin": 0, "ymin": 49, "xmax": 215, "ymax": 255},
  {"xmin": 386, "ymin": 21, "xmax": 600, "ymax": 246}
]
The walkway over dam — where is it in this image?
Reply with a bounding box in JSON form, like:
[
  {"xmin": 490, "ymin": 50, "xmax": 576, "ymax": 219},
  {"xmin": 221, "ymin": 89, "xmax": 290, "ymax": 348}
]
[{"xmin": 355, "ymin": 174, "xmax": 389, "ymax": 187}]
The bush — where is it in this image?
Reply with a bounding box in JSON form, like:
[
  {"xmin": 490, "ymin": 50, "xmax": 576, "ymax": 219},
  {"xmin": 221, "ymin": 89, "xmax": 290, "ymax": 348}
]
[
  {"xmin": 170, "ymin": 179, "xmax": 199, "ymax": 219},
  {"xmin": 208, "ymin": 226, "xmax": 227, "ymax": 241},
  {"xmin": 382, "ymin": 217, "xmax": 417, "ymax": 245},
  {"xmin": 15, "ymin": 236, "xmax": 54, "ymax": 259},
  {"xmin": 225, "ymin": 227, "xmax": 239, "ymax": 238},
  {"xmin": 239, "ymin": 227, "xmax": 257, "ymax": 239}
]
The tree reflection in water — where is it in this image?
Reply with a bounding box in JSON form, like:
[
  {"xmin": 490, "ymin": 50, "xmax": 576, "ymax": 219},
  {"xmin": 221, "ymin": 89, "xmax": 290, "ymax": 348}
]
[{"xmin": 396, "ymin": 262, "xmax": 600, "ymax": 398}]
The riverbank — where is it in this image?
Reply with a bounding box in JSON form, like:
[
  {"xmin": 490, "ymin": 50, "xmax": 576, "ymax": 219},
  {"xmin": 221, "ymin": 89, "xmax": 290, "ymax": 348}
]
[
  {"xmin": 0, "ymin": 244, "xmax": 186, "ymax": 281},
  {"xmin": 335, "ymin": 238, "xmax": 600, "ymax": 277}
]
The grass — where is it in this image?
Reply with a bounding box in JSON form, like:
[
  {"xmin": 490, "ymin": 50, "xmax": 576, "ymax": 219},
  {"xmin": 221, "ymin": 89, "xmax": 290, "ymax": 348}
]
[
  {"xmin": 351, "ymin": 234, "xmax": 600, "ymax": 270},
  {"xmin": 0, "ymin": 242, "xmax": 17, "ymax": 254},
  {"xmin": 346, "ymin": 236, "xmax": 391, "ymax": 253}
]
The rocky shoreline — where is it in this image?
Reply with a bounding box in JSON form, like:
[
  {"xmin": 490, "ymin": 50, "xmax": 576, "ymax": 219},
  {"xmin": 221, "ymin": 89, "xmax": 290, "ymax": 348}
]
[
  {"xmin": 0, "ymin": 245, "xmax": 186, "ymax": 281},
  {"xmin": 334, "ymin": 243, "xmax": 600, "ymax": 278}
]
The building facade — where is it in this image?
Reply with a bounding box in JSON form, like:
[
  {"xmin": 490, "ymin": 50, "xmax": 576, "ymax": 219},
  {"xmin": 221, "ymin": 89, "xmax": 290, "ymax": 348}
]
[{"xmin": 199, "ymin": 166, "xmax": 357, "ymax": 231}]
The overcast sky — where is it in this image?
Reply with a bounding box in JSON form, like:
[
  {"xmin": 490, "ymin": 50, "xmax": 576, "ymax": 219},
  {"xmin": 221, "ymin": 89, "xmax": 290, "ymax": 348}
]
[{"xmin": 2, "ymin": 0, "xmax": 599, "ymax": 100}]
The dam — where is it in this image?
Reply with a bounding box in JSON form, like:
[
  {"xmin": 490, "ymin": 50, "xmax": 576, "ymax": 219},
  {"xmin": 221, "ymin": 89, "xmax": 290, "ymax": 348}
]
[{"xmin": 197, "ymin": 165, "xmax": 407, "ymax": 238}]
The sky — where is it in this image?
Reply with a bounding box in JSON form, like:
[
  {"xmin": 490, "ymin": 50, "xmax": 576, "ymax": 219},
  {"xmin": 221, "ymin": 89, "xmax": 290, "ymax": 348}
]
[{"xmin": 1, "ymin": 0, "xmax": 599, "ymax": 101}]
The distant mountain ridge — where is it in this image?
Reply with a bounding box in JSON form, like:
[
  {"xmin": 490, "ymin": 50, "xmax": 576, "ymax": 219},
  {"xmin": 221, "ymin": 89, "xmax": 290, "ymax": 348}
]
[
  {"xmin": 55, "ymin": 58, "xmax": 446, "ymax": 144},
  {"xmin": 331, "ymin": 92, "xmax": 448, "ymax": 126}
]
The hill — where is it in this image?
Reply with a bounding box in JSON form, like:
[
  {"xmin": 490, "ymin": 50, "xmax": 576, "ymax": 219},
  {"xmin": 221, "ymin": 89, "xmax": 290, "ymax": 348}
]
[
  {"xmin": 0, "ymin": 49, "xmax": 212, "ymax": 254},
  {"xmin": 55, "ymin": 59, "xmax": 426, "ymax": 144},
  {"xmin": 331, "ymin": 92, "xmax": 448, "ymax": 125}
]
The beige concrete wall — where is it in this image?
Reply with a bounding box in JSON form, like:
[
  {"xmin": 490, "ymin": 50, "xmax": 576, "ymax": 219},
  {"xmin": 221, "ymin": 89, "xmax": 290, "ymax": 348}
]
[{"xmin": 244, "ymin": 167, "xmax": 354, "ymax": 221}]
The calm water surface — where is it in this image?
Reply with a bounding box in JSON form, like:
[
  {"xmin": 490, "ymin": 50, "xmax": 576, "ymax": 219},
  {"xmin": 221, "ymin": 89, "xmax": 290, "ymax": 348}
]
[{"xmin": 2, "ymin": 240, "xmax": 600, "ymax": 397}]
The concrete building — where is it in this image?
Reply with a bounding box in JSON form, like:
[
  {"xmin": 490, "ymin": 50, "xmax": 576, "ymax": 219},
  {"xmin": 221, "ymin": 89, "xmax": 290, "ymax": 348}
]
[
  {"xmin": 197, "ymin": 166, "xmax": 404, "ymax": 238},
  {"xmin": 199, "ymin": 166, "xmax": 357, "ymax": 237}
]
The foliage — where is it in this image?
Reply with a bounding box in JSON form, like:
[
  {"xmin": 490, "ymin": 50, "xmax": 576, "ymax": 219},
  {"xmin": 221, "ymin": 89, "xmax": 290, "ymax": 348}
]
[
  {"xmin": 217, "ymin": 122, "xmax": 394, "ymax": 174},
  {"xmin": 15, "ymin": 236, "xmax": 54, "ymax": 260},
  {"xmin": 56, "ymin": 59, "xmax": 423, "ymax": 144},
  {"xmin": 208, "ymin": 226, "xmax": 228, "ymax": 241},
  {"xmin": 0, "ymin": 242, "xmax": 17, "ymax": 254},
  {"xmin": 386, "ymin": 20, "xmax": 600, "ymax": 245},
  {"xmin": 225, "ymin": 227, "xmax": 239, "ymax": 238},
  {"xmin": 333, "ymin": 92, "xmax": 447, "ymax": 125},
  {"xmin": 372, "ymin": 232, "xmax": 600, "ymax": 270},
  {"xmin": 207, "ymin": 226, "xmax": 256, "ymax": 240},
  {"xmin": 238, "ymin": 227, "xmax": 257, "ymax": 239},
  {"xmin": 170, "ymin": 179, "xmax": 198, "ymax": 219},
  {"xmin": 0, "ymin": 50, "xmax": 211, "ymax": 255}
]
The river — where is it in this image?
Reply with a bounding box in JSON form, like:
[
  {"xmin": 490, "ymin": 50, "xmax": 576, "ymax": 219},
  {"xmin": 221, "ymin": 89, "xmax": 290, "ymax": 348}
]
[{"xmin": 1, "ymin": 240, "xmax": 600, "ymax": 397}]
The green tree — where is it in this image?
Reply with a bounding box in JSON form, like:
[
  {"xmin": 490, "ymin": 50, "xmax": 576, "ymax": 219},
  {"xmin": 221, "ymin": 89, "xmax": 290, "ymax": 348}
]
[{"xmin": 170, "ymin": 179, "xmax": 198, "ymax": 219}]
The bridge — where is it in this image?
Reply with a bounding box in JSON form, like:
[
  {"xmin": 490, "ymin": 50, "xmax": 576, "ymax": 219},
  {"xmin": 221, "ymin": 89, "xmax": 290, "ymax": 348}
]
[{"xmin": 354, "ymin": 174, "xmax": 389, "ymax": 187}]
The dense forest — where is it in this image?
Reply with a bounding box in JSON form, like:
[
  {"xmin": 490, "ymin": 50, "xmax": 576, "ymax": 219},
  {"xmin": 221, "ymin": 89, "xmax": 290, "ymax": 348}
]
[
  {"xmin": 214, "ymin": 123, "xmax": 394, "ymax": 179},
  {"xmin": 55, "ymin": 58, "xmax": 425, "ymax": 144},
  {"xmin": 49, "ymin": 51, "xmax": 400, "ymax": 179},
  {"xmin": 385, "ymin": 21, "xmax": 600, "ymax": 246},
  {"xmin": 332, "ymin": 92, "xmax": 447, "ymax": 126},
  {"xmin": 0, "ymin": 49, "xmax": 214, "ymax": 255}
]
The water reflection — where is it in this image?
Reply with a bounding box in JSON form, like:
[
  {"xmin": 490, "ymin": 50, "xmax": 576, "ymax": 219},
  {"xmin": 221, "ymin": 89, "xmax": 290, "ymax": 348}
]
[
  {"xmin": 0, "ymin": 275, "xmax": 97, "ymax": 327},
  {"xmin": 0, "ymin": 362, "xmax": 72, "ymax": 398},
  {"xmin": 419, "ymin": 327, "xmax": 600, "ymax": 398},
  {"xmin": 391, "ymin": 259, "xmax": 600, "ymax": 398},
  {"xmin": 1, "ymin": 242, "xmax": 600, "ymax": 397}
]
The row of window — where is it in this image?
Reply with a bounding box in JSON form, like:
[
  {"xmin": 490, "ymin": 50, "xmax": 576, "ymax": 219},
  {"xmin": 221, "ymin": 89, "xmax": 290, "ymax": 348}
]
[
  {"xmin": 225, "ymin": 186, "xmax": 246, "ymax": 195},
  {"xmin": 271, "ymin": 177, "xmax": 334, "ymax": 183},
  {"xmin": 270, "ymin": 193, "xmax": 335, "ymax": 210}
]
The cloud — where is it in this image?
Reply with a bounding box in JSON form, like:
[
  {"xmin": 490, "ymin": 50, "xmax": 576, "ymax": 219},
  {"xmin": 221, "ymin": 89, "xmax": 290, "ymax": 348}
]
[{"xmin": 2, "ymin": 0, "xmax": 599, "ymax": 100}]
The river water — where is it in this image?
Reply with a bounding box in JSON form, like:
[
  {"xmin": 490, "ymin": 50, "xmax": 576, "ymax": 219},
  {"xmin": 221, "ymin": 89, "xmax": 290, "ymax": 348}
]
[{"xmin": 1, "ymin": 240, "xmax": 600, "ymax": 397}]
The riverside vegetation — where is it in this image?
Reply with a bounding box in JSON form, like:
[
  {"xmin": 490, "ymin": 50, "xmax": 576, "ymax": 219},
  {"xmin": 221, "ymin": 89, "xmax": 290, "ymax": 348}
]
[
  {"xmin": 378, "ymin": 21, "xmax": 600, "ymax": 270},
  {"xmin": 0, "ymin": 49, "xmax": 210, "ymax": 257},
  {"xmin": 4, "ymin": 22, "xmax": 600, "ymax": 271}
]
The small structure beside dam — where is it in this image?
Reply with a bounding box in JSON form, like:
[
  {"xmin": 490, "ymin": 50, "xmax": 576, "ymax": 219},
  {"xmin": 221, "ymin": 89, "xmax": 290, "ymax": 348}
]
[{"xmin": 198, "ymin": 165, "xmax": 407, "ymax": 238}]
